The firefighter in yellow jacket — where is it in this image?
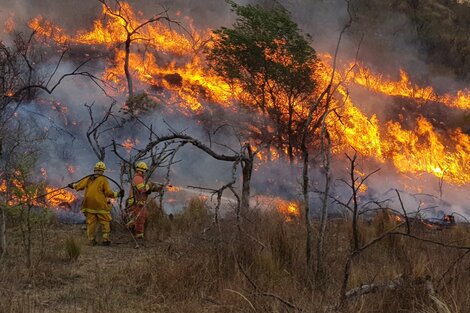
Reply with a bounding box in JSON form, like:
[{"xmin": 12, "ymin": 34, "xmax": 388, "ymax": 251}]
[{"xmin": 68, "ymin": 161, "xmax": 124, "ymax": 246}]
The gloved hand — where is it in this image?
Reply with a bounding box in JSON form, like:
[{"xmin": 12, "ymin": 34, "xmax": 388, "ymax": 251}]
[
  {"xmin": 67, "ymin": 183, "xmax": 74, "ymax": 189},
  {"xmin": 118, "ymin": 190, "xmax": 125, "ymax": 198}
]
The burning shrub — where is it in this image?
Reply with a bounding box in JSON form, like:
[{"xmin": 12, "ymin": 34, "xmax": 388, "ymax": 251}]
[{"xmin": 64, "ymin": 236, "xmax": 81, "ymax": 261}]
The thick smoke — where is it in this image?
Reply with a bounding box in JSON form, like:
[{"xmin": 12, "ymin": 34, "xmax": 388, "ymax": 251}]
[{"xmin": 1, "ymin": 0, "xmax": 469, "ymax": 219}]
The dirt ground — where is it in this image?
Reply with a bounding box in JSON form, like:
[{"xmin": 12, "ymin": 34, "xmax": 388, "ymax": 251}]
[{"xmin": 1, "ymin": 222, "xmax": 199, "ymax": 313}]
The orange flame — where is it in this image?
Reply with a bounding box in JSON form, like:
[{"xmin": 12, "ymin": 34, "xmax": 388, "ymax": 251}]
[
  {"xmin": 278, "ymin": 201, "xmax": 301, "ymax": 222},
  {"xmin": 167, "ymin": 185, "xmax": 181, "ymax": 192},
  {"xmin": 321, "ymin": 58, "xmax": 470, "ymax": 185},
  {"xmin": 255, "ymin": 195, "xmax": 301, "ymax": 222},
  {"xmin": 122, "ymin": 137, "xmax": 138, "ymax": 152},
  {"xmin": 4, "ymin": 14, "xmax": 15, "ymax": 33},
  {"xmin": 0, "ymin": 179, "xmax": 39, "ymax": 206},
  {"xmin": 349, "ymin": 65, "xmax": 470, "ymax": 109},
  {"xmin": 393, "ymin": 215, "xmax": 403, "ymax": 223},
  {"xmin": 30, "ymin": 2, "xmax": 233, "ymax": 113},
  {"xmin": 28, "ymin": 17, "xmax": 69, "ymax": 45},
  {"xmin": 0, "ymin": 181, "xmax": 6, "ymax": 193},
  {"xmin": 24, "ymin": 2, "xmax": 470, "ymax": 187},
  {"xmin": 0, "ymin": 179, "xmax": 75, "ymax": 209},
  {"xmin": 45, "ymin": 187, "xmax": 76, "ymax": 209}
]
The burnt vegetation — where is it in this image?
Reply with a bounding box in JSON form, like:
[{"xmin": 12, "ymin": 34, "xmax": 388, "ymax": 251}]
[{"xmin": 0, "ymin": 0, "xmax": 470, "ymax": 313}]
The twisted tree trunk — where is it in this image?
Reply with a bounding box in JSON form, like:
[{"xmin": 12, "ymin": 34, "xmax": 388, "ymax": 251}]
[{"xmin": 124, "ymin": 35, "xmax": 133, "ymax": 98}]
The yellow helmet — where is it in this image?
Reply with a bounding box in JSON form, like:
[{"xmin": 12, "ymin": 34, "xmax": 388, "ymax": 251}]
[
  {"xmin": 94, "ymin": 161, "xmax": 106, "ymax": 171},
  {"xmin": 135, "ymin": 161, "xmax": 148, "ymax": 172}
]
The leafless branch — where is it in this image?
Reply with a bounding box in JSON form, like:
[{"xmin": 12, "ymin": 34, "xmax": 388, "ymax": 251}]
[
  {"xmin": 85, "ymin": 101, "xmax": 117, "ymax": 161},
  {"xmin": 395, "ymin": 189, "xmax": 410, "ymax": 234},
  {"xmin": 14, "ymin": 59, "xmax": 111, "ymax": 98}
]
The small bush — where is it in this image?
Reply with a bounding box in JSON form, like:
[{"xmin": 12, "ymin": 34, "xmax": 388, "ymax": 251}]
[
  {"xmin": 184, "ymin": 197, "xmax": 210, "ymax": 220},
  {"xmin": 146, "ymin": 200, "xmax": 173, "ymax": 241},
  {"xmin": 123, "ymin": 92, "xmax": 159, "ymax": 116},
  {"xmin": 174, "ymin": 197, "xmax": 212, "ymax": 231},
  {"xmin": 64, "ymin": 236, "xmax": 81, "ymax": 261}
]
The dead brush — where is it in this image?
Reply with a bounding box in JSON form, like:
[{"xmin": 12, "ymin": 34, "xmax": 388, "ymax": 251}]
[
  {"xmin": 5, "ymin": 198, "xmax": 470, "ymax": 312},
  {"xmin": 64, "ymin": 236, "xmax": 81, "ymax": 261},
  {"xmin": 231, "ymin": 208, "xmax": 304, "ymax": 284},
  {"xmin": 419, "ymin": 295, "xmax": 456, "ymax": 313},
  {"xmin": 145, "ymin": 200, "xmax": 173, "ymax": 241},
  {"xmin": 141, "ymin": 238, "xmax": 223, "ymax": 301},
  {"xmin": 0, "ymin": 292, "xmax": 46, "ymax": 313},
  {"xmin": 268, "ymin": 211, "xmax": 295, "ymax": 269},
  {"xmin": 373, "ymin": 208, "xmax": 399, "ymax": 235},
  {"xmin": 449, "ymin": 224, "xmax": 470, "ymax": 245},
  {"xmin": 356, "ymin": 219, "xmax": 374, "ymax": 247},
  {"xmin": 373, "ymin": 208, "xmax": 406, "ymax": 255},
  {"xmin": 173, "ymin": 196, "xmax": 212, "ymax": 232}
]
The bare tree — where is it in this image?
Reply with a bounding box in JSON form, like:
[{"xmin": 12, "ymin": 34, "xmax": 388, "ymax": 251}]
[
  {"xmin": 116, "ymin": 132, "xmax": 253, "ymax": 213},
  {"xmin": 85, "ymin": 101, "xmax": 123, "ymax": 161},
  {"xmin": 97, "ymin": 0, "xmax": 178, "ymax": 98},
  {"xmin": 107, "ymin": 114, "xmax": 255, "ymax": 226},
  {"xmin": 337, "ymin": 153, "xmax": 380, "ymax": 250},
  {"xmin": 315, "ymin": 115, "xmax": 333, "ymax": 287},
  {"xmin": 14, "ymin": 164, "xmax": 42, "ymax": 268},
  {"xmin": 299, "ymin": 86, "xmax": 328, "ymax": 280},
  {"xmin": 0, "ymin": 30, "xmax": 109, "ymax": 259},
  {"xmin": 299, "ymin": 0, "xmax": 354, "ymax": 286}
]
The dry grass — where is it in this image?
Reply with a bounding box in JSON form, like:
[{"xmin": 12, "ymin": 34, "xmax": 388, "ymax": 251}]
[
  {"xmin": 64, "ymin": 236, "xmax": 81, "ymax": 261},
  {"xmin": 1, "ymin": 201, "xmax": 470, "ymax": 312}
]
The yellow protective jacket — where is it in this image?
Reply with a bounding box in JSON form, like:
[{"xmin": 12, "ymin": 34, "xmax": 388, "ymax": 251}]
[{"xmin": 73, "ymin": 175, "xmax": 118, "ymax": 214}]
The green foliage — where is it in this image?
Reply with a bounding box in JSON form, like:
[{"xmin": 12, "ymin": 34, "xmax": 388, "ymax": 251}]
[
  {"xmin": 64, "ymin": 236, "xmax": 81, "ymax": 261},
  {"xmin": 208, "ymin": 2, "xmax": 317, "ymax": 96},
  {"xmin": 208, "ymin": 2, "xmax": 316, "ymax": 90},
  {"xmin": 2, "ymin": 153, "xmax": 56, "ymax": 267},
  {"xmin": 206, "ymin": 1, "xmax": 319, "ymax": 158}
]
